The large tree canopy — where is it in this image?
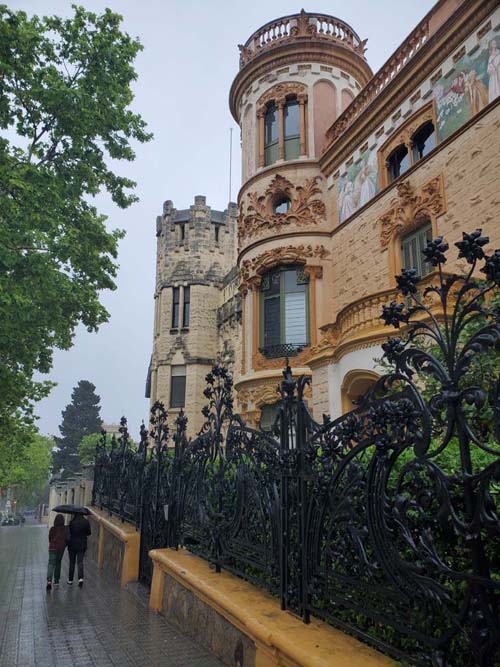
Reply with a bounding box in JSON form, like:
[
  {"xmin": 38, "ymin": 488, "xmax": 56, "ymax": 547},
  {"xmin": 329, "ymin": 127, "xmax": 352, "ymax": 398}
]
[{"xmin": 0, "ymin": 5, "xmax": 151, "ymax": 444}]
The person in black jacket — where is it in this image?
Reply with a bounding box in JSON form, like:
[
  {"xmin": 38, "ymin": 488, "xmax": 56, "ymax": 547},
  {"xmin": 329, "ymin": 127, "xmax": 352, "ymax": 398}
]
[{"xmin": 67, "ymin": 513, "xmax": 91, "ymax": 587}]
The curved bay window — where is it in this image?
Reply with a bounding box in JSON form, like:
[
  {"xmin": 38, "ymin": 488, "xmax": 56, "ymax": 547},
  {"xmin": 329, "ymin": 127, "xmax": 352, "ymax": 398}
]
[
  {"xmin": 260, "ymin": 266, "xmax": 309, "ymax": 359},
  {"xmin": 264, "ymin": 103, "xmax": 279, "ymax": 166}
]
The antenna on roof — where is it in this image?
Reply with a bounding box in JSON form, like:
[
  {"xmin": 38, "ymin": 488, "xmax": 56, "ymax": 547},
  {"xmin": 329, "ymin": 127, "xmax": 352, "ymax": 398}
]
[{"xmin": 229, "ymin": 127, "xmax": 233, "ymax": 204}]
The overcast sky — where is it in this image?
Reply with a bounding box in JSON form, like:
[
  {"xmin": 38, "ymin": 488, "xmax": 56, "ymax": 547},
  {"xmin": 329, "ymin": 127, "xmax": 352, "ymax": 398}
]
[{"xmin": 11, "ymin": 0, "xmax": 435, "ymax": 441}]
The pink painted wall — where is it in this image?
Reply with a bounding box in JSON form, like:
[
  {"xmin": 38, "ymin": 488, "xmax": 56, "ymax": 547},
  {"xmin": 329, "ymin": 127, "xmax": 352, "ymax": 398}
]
[
  {"xmin": 313, "ymin": 80, "xmax": 337, "ymax": 157},
  {"xmin": 341, "ymin": 88, "xmax": 355, "ymax": 113}
]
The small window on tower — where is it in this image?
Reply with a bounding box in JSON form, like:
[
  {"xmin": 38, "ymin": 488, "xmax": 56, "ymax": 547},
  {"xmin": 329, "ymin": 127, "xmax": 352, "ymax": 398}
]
[
  {"xmin": 214, "ymin": 225, "xmax": 220, "ymax": 243},
  {"xmin": 182, "ymin": 286, "xmax": 190, "ymax": 328},
  {"xmin": 170, "ymin": 365, "xmax": 186, "ymax": 408},
  {"xmin": 180, "ymin": 224, "xmax": 186, "ymax": 241},
  {"xmin": 172, "ymin": 287, "xmax": 180, "ymax": 328},
  {"xmin": 273, "ymin": 197, "xmax": 291, "ymax": 214}
]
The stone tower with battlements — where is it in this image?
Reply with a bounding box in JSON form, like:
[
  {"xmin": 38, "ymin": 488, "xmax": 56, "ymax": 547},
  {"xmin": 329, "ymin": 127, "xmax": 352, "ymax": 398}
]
[{"xmin": 147, "ymin": 195, "xmax": 238, "ymax": 433}]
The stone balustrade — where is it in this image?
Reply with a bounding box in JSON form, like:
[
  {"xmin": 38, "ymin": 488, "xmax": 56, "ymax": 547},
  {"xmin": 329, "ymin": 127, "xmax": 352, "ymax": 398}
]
[
  {"xmin": 324, "ymin": 19, "xmax": 429, "ymax": 147},
  {"xmin": 238, "ymin": 11, "xmax": 366, "ymax": 68},
  {"xmin": 311, "ymin": 272, "xmax": 444, "ymax": 361}
]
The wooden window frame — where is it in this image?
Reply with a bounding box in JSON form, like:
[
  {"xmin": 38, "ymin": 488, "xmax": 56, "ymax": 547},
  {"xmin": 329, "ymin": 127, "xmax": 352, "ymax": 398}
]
[
  {"xmin": 401, "ymin": 222, "xmax": 433, "ymax": 277},
  {"xmin": 378, "ymin": 101, "xmax": 438, "ymax": 189},
  {"xmin": 257, "ymin": 86, "xmax": 308, "ymax": 168},
  {"xmin": 259, "ymin": 265, "xmax": 310, "ymax": 350}
]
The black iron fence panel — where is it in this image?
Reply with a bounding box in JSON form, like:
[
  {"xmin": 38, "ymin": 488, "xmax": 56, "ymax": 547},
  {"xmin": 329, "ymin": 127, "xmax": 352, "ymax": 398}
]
[{"xmin": 91, "ymin": 231, "xmax": 500, "ymax": 666}]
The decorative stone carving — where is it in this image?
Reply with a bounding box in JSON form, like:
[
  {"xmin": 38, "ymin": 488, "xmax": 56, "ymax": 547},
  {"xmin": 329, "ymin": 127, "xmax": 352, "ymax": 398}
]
[
  {"xmin": 257, "ymin": 83, "xmax": 307, "ymax": 112},
  {"xmin": 378, "ymin": 175, "xmax": 446, "ymax": 248},
  {"xmin": 253, "ymin": 345, "xmax": 312, "ymax": 371},
  {"xmin": 239, "ymin": 244, "xmax": 330, "ymax": 294},
  {"xmin": 290, "ymin": 9, "xmax": 317, "ymax": 38},
  {"xmin": 237, "ymin": 379, "xmax": 312, "ymax": 411},
  {"xmin": 239, "ymin": 175, "xmax": 326, "ymax": 243}
]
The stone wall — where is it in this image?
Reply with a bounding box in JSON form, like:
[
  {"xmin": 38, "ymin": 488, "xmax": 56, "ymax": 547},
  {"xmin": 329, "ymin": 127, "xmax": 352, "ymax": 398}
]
[{"xmin": 161, "ymin": 572, "xmax": 256, "ymax": 667}]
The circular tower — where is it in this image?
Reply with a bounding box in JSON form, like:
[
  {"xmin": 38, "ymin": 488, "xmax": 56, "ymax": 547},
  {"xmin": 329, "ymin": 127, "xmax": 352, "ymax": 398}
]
[{"xmin": 230, "ymin": 11, "xmax": 371, "ymax": 425}]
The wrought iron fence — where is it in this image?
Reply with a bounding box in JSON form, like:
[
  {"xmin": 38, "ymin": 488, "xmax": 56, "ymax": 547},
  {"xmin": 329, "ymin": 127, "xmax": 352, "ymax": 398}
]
[{"xmin": 92, "ymin": 230, "xmax": 500, "ymax": 666}]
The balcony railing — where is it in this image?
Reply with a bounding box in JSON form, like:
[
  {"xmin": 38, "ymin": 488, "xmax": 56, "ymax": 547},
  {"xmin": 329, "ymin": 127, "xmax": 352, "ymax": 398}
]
[
  {"xmin": 238, "ymin": 11, "xmax": 366, "ymax": 69},
  {"xmin": 324, "ymin": 18, "xmax": 429, "ymax": 148},
  {"xmin": 259, "ymin": 342, "xmax": 307, "ymax": 359}
]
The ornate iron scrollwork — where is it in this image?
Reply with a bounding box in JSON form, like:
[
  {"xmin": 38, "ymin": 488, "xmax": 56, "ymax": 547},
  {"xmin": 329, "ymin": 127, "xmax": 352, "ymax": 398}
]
[{"xmin": 92, "ymin": 229, "xmax": 500, "ymax": 666}]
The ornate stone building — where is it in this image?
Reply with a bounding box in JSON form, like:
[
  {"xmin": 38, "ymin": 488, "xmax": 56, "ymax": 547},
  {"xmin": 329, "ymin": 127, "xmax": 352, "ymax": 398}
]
[
  {"xmin": 150, "ymin": 0, "xmax": 500, "ymax": 431},
  {"xmin": 147, "ymin": 196, "xmax": 238, "ymax": 433}
]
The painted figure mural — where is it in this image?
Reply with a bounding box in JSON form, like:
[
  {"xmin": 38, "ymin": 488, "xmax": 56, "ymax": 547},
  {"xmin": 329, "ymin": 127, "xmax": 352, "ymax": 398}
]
[
  {"xmin": 434, "ymin": 29, "xmax": 500, "ymax": 141},
  {"xmin": 488, "ymin": 39, "xmax": 500, "ymax": 102},
  {"xmin": 337, "ymin": 148, "xmax": 378, "ymax": 224}
]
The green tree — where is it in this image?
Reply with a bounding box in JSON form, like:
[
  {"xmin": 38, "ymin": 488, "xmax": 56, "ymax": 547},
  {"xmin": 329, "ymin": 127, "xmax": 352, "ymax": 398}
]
[
  {"xmin": 78, "ymin": 431, "xmax": 137, "ymax": 465},
  {"xmin": 2, "ymin": 432, "xmax": 53, "ymax": 509},
  {"xmin": 0, "ymin": 5, "xmax": 151, "ymax": 446},
  {"xmin": 52, "ymin": 380, "xmax": 102, "ymax": 477}
]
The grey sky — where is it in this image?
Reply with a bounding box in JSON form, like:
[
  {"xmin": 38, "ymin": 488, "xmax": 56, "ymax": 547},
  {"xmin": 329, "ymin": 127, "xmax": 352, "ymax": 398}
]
[{"xmin": 11, "ymin": 0, "xmax": 435, "ymax": 441}]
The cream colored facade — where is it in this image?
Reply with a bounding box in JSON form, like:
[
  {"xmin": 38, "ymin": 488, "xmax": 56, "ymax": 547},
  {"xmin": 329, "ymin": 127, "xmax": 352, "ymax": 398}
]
[{"xmin": 151, "ymin": 0, "xmax": 500, "ymax": 430}]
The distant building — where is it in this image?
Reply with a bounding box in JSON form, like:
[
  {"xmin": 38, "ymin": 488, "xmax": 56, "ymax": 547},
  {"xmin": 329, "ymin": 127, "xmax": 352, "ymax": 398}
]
[{"xmin": 149, "ymin": 0, "xmax": 500, "ymax": 432}]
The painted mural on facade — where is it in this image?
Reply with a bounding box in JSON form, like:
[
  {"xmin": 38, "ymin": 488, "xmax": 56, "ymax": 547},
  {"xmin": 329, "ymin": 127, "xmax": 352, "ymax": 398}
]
[
  {"xmin": 337, "ymin": 147, "xmax": 378, "ymax": 224},
  {"xmin": 433, "ymin": 30, "xmax": 500, "ymax": 141}
]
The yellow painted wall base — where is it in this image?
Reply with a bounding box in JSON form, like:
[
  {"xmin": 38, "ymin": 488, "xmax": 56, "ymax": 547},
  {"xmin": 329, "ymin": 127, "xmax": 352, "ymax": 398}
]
[
  {"xmin": 149, "ymin": 548, "xmax": 395, "ymax": 667},
  {"xmin": 89, "ymin": 508, "xmax": 140, "ymax": 588}
]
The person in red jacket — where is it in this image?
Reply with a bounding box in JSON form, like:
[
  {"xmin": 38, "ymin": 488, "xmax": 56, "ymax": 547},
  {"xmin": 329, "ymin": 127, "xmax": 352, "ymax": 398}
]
[{"xmin": 46, "ymin": 513, "xmax": 69, "ymax": 590}]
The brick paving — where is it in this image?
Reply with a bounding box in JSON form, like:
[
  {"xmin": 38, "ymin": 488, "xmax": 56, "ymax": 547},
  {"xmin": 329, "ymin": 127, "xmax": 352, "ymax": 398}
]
[{"xmin": 0, "ymin": 523, "xmax": 224, "ymax": 667}]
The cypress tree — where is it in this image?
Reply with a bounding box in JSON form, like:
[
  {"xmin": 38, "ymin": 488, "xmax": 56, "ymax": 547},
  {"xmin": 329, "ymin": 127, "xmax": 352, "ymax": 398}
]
[{"xmin": 52, "ymin": 381, "xmax": 102, "ymax": 478}]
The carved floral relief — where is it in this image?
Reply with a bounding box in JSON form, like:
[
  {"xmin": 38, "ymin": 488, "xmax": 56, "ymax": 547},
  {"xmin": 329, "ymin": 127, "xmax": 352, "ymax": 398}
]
[
  {"xmin": 239, "ymin": 243, "xmax": 330, "ymax": 294},
  {"xmin": 239, "ymin": 175, "xmax": 326, "ymax": 243},
  {"xmin": 378, "ymin": 175, "xmax": 446, "ymax": 248}
]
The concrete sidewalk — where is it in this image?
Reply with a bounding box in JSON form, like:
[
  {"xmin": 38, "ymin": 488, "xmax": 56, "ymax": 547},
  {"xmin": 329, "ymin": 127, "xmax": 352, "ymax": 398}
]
[{"xmin": 0, "ymin": 523, "xmax": 224, "ymax": 667}]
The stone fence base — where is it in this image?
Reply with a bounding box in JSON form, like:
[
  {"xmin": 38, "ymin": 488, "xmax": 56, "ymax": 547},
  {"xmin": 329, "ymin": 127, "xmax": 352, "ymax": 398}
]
[
  {"xmin": 88, "ymin": 508, "xmax": 140, "ymax": 588},
  {"xmin": 149, "ymin": 548, "xmax": 394, "ymax": 667}
]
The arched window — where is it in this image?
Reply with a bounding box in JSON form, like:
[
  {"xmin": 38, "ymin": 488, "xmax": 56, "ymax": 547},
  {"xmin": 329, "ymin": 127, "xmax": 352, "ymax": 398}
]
[
  {"xmin": 260, "ymin": 266, "xmax": 309, "ymax": 359},
  {"xmin": 379, "ymin": 103, "xmax": 438, "ymax": 188},
  {"xmin": 341, "ymin": 370, "xmax": 379, "ymax": 414},
  {"xmin": 283, "ymin": 98, "xmax": 300, "ymax": 160},
  {"xmin": 387, "ymin": 144, "xmax": 409, "ymax": 183},
  {"xmin": 258, "ymin": 85, "xmax": 308, "ymax": 168},
  {"xmin": 411, "ymin": 121, "xmax": 436, "ymax": 162},
  {"xmin": 264, "ymin": 103, "xmax": 279, "ymax": 166}
]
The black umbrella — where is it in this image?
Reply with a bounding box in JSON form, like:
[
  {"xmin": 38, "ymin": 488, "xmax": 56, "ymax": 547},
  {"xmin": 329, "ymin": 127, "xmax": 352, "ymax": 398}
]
[{"xmin": 52, "ymin": 504, "xmax": 90, "ymax": 515}]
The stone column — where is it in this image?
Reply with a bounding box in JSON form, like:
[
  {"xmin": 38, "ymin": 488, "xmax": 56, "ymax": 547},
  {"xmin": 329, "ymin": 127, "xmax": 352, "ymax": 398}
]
[
  {"xmin": 277, "ymin": 102, "xmax": 285, "ymax": 160},
  {"xmin": 303, "ymin": 265, "xmax": 322, "ymax": 347},
  {"xmin": 257, "ymin": 110, "xmax": 265, "ymax": 168},
  {"xmin": 298, "ymin": 94, "xmax": 307, "ymax": 156}
]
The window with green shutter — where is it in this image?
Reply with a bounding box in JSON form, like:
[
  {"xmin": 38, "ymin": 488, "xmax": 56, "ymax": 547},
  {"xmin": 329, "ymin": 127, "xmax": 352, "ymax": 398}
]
[
  {"xmin": 260, "ymin": 266, "xmax": 309, "ymax": 359},
  {"xmin": 401, "ymin": 222, "xmax": 432, "ymax": 276}
]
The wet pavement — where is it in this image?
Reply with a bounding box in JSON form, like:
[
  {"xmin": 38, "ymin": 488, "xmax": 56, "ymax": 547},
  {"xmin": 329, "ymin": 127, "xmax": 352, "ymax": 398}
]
[{"xmin": 0, "ymin": 523, "xmax": 224, "ymax": 667}]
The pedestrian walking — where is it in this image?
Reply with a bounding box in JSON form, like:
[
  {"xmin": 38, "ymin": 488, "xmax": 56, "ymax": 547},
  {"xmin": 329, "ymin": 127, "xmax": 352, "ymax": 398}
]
[
  {"xmin": 46, "ymin": 513, "xmax": 69, "ymax": 591},
  {"xmin": 67, "ymin": 513, "xmax": 91, "ymax": 588}
]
